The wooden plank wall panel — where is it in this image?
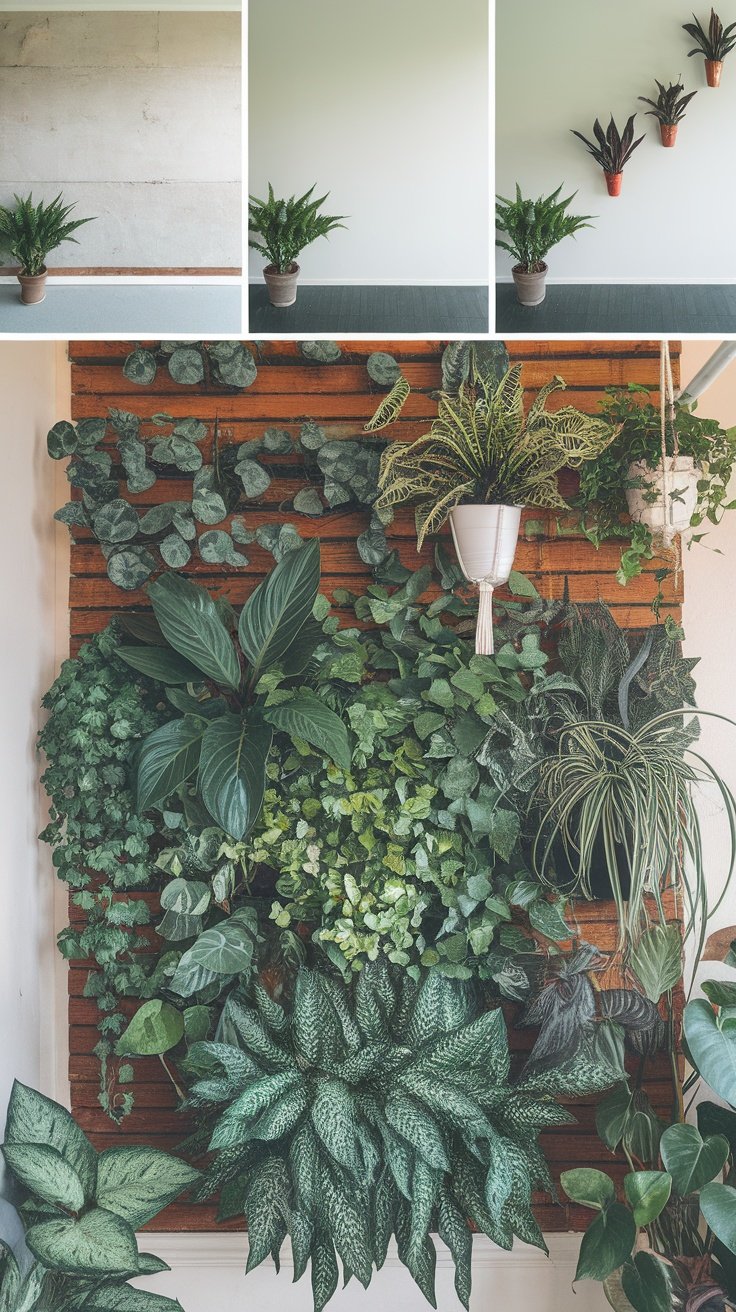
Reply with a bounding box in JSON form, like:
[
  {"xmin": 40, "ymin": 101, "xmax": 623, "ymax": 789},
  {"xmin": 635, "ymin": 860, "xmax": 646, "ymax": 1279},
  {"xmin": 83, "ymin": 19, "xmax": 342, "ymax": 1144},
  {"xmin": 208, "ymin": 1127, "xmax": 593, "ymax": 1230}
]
[{"xmin": 64, "ymin": 339, "xmax": 682, "ymax": 1233}]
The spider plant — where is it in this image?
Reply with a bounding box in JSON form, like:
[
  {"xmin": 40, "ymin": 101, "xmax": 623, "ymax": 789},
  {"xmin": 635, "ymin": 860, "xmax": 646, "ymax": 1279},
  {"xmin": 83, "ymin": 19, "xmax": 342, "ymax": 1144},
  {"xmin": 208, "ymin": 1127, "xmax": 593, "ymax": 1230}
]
[
  {"xmin": 495, "ymin": 184, "xmax": 595, "ymax": 273},
  {"xmin": 531, "ymin": 708, "xmax": 736, "ymax": 960},
  {"xmin": 638, "ymin": 78, "xmax": 698, "ymax": 127},
  {"xmin": 683, "ymin": 9, "xmax": 736, "ymax": 79},
  {"xmin": 570, "ymin": 116, "xmax": 645, "ymax": 194},
  {"xmin": 0, "ymin": 192, "xmax": 94, "ymax": 276},
  {"xmin": 375, "ymin": 365, "xmax": 617, "ymax": 549}
]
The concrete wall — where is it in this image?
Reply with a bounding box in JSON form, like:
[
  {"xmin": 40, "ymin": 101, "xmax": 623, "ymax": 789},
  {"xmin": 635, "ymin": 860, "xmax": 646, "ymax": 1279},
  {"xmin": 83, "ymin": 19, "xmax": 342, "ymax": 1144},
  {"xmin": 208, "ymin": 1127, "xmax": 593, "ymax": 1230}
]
[
  {"xmin": 248, "ymin": 0, "xmax": 489, "ymax": 286},
  {"xmin": 0, "ymin": 12, "xmax": 241, "ymax": 268},
  {"xmin": 496, "ymin": 0, "xmax": 736, "ymax": 283}
]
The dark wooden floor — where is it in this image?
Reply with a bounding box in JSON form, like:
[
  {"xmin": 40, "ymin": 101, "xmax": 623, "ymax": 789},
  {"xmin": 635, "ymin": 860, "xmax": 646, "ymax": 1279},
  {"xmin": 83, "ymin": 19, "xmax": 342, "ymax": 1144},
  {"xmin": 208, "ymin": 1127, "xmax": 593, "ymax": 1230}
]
[
  {"xmin": 496, "ymin": 282, "xmax": 736, "ymax": 333},
  {"xmin": 249, "ymin": 283, "xmax": 489, "ymax": 334}
]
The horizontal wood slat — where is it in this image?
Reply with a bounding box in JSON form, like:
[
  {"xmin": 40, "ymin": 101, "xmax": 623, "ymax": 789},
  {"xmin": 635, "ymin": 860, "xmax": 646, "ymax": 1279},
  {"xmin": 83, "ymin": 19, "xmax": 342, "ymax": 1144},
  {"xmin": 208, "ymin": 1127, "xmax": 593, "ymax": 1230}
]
[{"xmin": 64, "ymin": 339, "xmax": 683, "ymax": 1235}]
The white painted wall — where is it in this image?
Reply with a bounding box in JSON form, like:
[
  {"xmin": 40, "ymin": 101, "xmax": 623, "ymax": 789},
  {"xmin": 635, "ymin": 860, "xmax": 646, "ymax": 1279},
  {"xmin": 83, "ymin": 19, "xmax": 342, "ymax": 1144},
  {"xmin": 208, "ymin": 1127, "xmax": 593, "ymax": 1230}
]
[
  {"xmin": 248, "ymin": 0, "xmax": 489, "ymax": 286},
  {"xmin": 496, "ymin": 0, "xmax": 736, "ymax": 283},
  {"xmin": 0, "ymin": 343, "xmax": 69, "ymax": 1207},
  {"xmin": 0, "ymin": 12, "xmax": 241, "ymax": 268}
]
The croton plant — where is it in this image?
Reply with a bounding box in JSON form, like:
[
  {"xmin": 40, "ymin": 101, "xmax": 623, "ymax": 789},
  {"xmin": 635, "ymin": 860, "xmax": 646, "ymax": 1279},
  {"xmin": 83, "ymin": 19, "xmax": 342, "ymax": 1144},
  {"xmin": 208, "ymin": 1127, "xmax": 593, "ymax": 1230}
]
[{"xmin": 25, "ymin": 341, "xmax": 736, "ymax": 1311}]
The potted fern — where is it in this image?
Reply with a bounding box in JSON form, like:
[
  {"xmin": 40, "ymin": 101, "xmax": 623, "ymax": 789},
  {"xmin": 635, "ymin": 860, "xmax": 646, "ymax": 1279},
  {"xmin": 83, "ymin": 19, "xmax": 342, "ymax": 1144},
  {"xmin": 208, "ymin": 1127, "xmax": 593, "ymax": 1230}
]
[
  {"xmin": 376, "ymin": 365, "xmax": 616, "ymax": 654},
  {"xmin": 683, "ymin": 8, "xmax": 736, "ymax": 85},
  {"xmin": 571, "ymin": 115, "xmax": 645, "ymax": 196},
  {"xmin": 0, "ymin": 192, "xmax": 95, "ymax": 305},
  {"xmin": 638, "ymin": 78, "xmax": 698, "ymax": 146},
  {"xmin": 495, "ymin": 184, "xmax": 595, "ymax": 306},
  {"xmin": 248, "ymin": 183, "xmax": 347, "ymax": 307}
]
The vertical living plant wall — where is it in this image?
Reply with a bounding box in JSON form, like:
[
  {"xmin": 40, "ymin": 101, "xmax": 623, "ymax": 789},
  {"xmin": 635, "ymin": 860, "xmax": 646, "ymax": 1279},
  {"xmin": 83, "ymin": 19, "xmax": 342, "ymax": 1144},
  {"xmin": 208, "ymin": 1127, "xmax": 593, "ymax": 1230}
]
[{"xmin": 40, "ymin": 336, "xmax": 734, "ymax": 1312}]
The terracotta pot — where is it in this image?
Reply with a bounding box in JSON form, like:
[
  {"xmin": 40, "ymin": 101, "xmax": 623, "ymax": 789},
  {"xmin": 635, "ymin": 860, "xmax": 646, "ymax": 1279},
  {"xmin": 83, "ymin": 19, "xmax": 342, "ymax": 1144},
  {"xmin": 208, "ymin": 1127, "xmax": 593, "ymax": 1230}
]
[
  {"xmin": 18, "ymin": 267, "xmax": 47, "ymax": 305},
  {"xmin": 449, "ymin": 504, "xmax": 523, "ymax": 655},
  {"xmin": 705, "ymin": 58, "xmax": 723, "ymax": 87},
  {"xmin": 660, "ymin": 122, "xmax": 678, "ymax": 147},
  {"xmin": 604, "ymin": 171, "xmax": 623, "ymax": 197},
  {"xmin": 512, "ymin": 262, "xmax": 547, "ymax": 306},
  {"xmin": 263, "ymin": 261, "xmax": 299, "ymax": 307},
  {"xmin": 625, "ymin": 457, "xmax": 700, "ymax": 546}
]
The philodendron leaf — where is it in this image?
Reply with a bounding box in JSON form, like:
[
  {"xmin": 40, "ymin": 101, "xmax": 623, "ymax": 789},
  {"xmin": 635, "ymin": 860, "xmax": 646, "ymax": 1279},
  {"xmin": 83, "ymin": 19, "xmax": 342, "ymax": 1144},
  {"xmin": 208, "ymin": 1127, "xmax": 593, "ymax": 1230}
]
[
  {"xmin": 4, "ymin": 1081, "xmax": 97, "ymax": 1201},
  {"xmin": 95, "ymin": 1146, "xmax": 200, "ymax": 1228},
  {"xmin": 574, "ymin": 1204, "xmax": 637, "ymax": 1283},
  {"xmin": 116, "ymin": 1000, "xmax": 184, "ymax": 1057},
  {"xmin": 147, "ymin": 572, "xmax": 241, "ymax": 690},
  {"xmin": 631, "ymin": 925, "xmax": 682, "ymax": 1002},
  {"xmin": 1, "ymin": 1143, "xmax": 85, "ymax": 1213},
  {"xmin": 560, "ymin": 1168, "xmax": 616, "ymax": 1211},
  {"xmin": 621, "ymin": 1252, "xmax": 672, "ymax": 1312},
  {"xmin": 701, "ymin": 1182, "xmax": 736, "ymax": 1252},
  {"xmin": 623, "ymin": 1171, "xmax": 672, "ymax": 1226},
  {"xmin": 116, "ymin": 645, "xmax": 203, "ymax": 685},
  {"xmin": 263, "ymin": 691, "xmax": 351, "ymax": 771},
  {"xmin": 26, "ymin": 1207, "xmax": 138, "ymax": 1276},
  {"xmin": 197, "ymin": 715, "xmax": 272, "ymax": 839},
  {"xmin": 137, "ymin": 717, "xmax": 206, "ymax": 812},
  {"xmin": 170, "ymin": 908, "xmax": 259, "ymax": 994},
  {"xmin": 238, "ymin": 539, "xmax": 320, "ymax": 679},
  {"xmin": 660, "ymin": 1123, "xmax": 729, "ymax": 1196},
  {"xmin": 684, "ymin": 997, "xmax": 736, "ymax": 1105}
]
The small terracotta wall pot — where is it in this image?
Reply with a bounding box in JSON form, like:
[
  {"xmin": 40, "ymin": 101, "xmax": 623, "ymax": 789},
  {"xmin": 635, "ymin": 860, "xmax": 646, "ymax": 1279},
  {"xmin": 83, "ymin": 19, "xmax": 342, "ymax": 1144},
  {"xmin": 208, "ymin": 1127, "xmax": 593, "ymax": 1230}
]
[
  {"xmin": 605, "ymin": 171, "xmax": 623, "ymax": 197},
  {"xmin": 18, "ymin": 267, "xmax": 47, "ymax": 305},
  {"xmin": 705, "ymin": 58, "xmax": 723, "ymax": 86},
  {"xmin": 263, "ymin": 261, "xmax": 299, "ymax": 307},
  {"xmin": 660, "ymin": 123, "xmax": 678, "ymax": 147},
  {"xmin": 511, "ymin": 261, "xmax": 547, "ymax": 306}
]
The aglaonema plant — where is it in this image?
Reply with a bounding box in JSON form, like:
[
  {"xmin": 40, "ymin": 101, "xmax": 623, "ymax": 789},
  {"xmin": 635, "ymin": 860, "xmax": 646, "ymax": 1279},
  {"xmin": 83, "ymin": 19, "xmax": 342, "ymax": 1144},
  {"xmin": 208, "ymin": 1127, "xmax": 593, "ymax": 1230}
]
[
  {"xmin": 183, "ymin": 960, "xmax": 618, "ymax": 1312},
  {"xmin": 118, "ymin": 539, "xmax": 350, "ymax": 843},
  {"xmin": 0, "ymin": 1081, "xmax": 197, "ymax": 1311}
]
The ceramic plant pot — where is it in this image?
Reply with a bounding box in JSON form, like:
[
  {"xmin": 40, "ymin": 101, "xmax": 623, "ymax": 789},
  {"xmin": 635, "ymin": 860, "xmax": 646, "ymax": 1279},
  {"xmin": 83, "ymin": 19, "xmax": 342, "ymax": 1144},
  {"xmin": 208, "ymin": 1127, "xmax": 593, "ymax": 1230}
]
[
  {"xmin": 605, "ymin": 171, "xmax": 623, "ymax": 197},
  {"xmin": 18, "ymin": 267, "xmax": 47, "ymax": 305},
  {"xmin": 263, "ymin": 262, "xmax": 299, "ymax": 307},
  {"xmin": 705, "ymin": 59, "xmax": 723, "ymax": 87},
  {"xmin": 660, "ymin": 123, "xmax": 678, "ymax": 147},
  {"xmin": 449, "ymin": 503, "xmax": 523, "ymax": 655},
  {"xmin": 512, "ymin": 262, "xmax": 547, "ymax": 306},
  {"xmin": 625, "ymin": 457, "xmax": 700, "ymax": 546}
]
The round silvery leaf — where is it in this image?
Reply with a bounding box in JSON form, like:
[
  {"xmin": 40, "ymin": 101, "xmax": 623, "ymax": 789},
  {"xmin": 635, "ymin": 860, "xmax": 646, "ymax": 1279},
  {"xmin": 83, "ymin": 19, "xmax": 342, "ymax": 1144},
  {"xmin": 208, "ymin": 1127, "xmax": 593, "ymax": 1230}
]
[
  {"xmin": 236, "ymin": 459, "xmax": 272, "ymax": 498},
  {"xmin": 208, "ymin": 341, "xmax": 257, "ymax": 388},
  {"xmin": 138, "ymin": 503, "xmax": 177, "ymax": 535},
  {"xmin": 299, "ymin": 420, "xmax": 327, "ymax": 451},
  {"xmin": 357, "ymin": 519, "xmax": 388, "ymax": 565},
  {"xmin": 263, "ymin": 427, "xmax": 293, "ymax": 454},
  {"xmin": 172, "ymin": 417, "xmax": 207, "ymax": 444},
  {"xmin": 198, "ymin": 529, "xmax": 247, "ymax": 566},
  {"xmin": 108, "ymin": 407, "xmax": 141, "ymax": 440},
  {"xmin": 300, "ymin": 341, "xmax": 341, "ymax": 363},
  {"xmin": 47, "ymin": 421, "xmax": 78, "ymax": 460},
  {"xmin": 293, "ymin": 487, "xmax": 323, "ymax": 517},
  {"xmin": 106, "ymin": 545, "xmax": 156, "ymax": 590},
  {"xmin": 230, "ymin": 516, "xmax": 255, "ymax": 545},
  {"xmin": 118, "ymin": 436, "xmax": 156, "ymax": 494},
  {"xmin": 192, "ymin": 486, "xmax": 227, "ymax": 525},
  {"xmin": 123, "ymin": 348, "xmax": 158, "ymax": 386},
  {"xmin": 152, "ymin": 436, "xmax": 203, "ymax": 473},
  {"xmin": 160, "ymin": 533, "xmax": 192, "ymax": 568},
  {"xmin": 75, "ymin": 417, "xmax": 107, "ymax": 448},
  {"xmin": 168, "ymin": 346, "xmax": 205, "ymax": 385},
  {"xmin": 93, "ymin": 498, "xmax": 140, "ymax": 544},
  {"xmin": 367, "ymin": 352, "xmax": 401, "ymax": 387}
]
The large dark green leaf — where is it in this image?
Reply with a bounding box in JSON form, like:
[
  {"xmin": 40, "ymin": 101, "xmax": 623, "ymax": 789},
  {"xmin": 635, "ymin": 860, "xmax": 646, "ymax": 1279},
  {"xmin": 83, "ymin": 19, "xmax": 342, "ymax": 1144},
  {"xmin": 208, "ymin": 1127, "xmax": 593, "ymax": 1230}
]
[
  {"xmin": 701, "ymin": 1182, "xmax": 736, "ymax": 1252},
  {"xmin": 660, "ymin": 1123, "xmax": 729, "ymax": 1196},
  {"xmin": 116, "ymin": 645, "xmax": 203, "ymax": 685},
  {"xmin": 622, "ymin": 1171, "xmax": 672, "ymax": 1226},
  {"xmin": 4, "ymin": 1081, "xmax": 97, "ymax": 1201},
  {"xmin": 237, "ymin": 539, "xmax": 320, "ymax": 678},
  {"xmin": 170, "ymin": 907, "xmax": 260, "ymax": 996},
  {"xmin": 136, "ymin": 717, "xmax": 205, "ymax": 813},
  {"xmin": 147, "ymin": 573, "xmax": 241, "ymax": 691},
  {"xmin": 197, "ymin": 715, "xmax": 272, "ymax": 839},
  {"xmin": 26, "ymin": 1208, "xmax": 138, "ymax": 1276},
  {"xmin": 85, "ymin": 1288, "xmax": 183, "ymax": 1312},
  {"xmin": 262, "ymin": 691, "xmax": 351, "ymax": 770},
  {"xmin": 116, "ymin": 1000, "xmax": 185, "ymax": 1057},
  {"xmin": 621, "ymin": 1252, "xmax": 672, "ymax": 1312},
  {"xmin": 575, "ymin": 1204, "xmax": 637, "ymax": 1283},
  {"xmin": 684, "ymin": 998, "xmax": 736, "ymax": 1105},
  {"xmin": 560, "ymin": 1168, "xmax": 615, "ymax": 1210},
  {"xmin": 95, "ymin": 1146, "xmax": 200, "ymax": 1228}
]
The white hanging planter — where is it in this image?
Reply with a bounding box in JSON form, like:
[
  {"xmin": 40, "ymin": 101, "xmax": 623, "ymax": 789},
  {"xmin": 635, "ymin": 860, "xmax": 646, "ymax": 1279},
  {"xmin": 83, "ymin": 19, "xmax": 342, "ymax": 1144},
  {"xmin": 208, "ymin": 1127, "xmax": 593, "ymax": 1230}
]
[
  {"xmin": 625, "ymin": 457, "xmax": 700, "ymax": 547},
  {"xmin": 449, "ymin": 504, "xmax": 523, "ymax": 655}
]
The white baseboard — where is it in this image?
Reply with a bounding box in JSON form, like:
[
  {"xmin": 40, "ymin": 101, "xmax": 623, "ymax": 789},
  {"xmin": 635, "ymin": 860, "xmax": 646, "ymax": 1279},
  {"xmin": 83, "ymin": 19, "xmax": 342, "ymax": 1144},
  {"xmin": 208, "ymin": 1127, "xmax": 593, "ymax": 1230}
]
[
  {"xmin": 248, "ymin": 276, "xmax": 488, "ymax": 287},
  {"xmin": 496, "ymin": 274, "xmax": 736, "ymax": 286},
  {"xmin": 0, "ymin": 275, "xmax": 241, "ymax": 287}
]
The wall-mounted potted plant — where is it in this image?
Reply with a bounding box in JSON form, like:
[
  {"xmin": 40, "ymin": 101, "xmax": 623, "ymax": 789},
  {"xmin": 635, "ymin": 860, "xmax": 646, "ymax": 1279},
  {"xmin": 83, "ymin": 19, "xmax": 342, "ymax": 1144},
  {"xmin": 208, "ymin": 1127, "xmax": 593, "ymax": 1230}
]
[
  {"xmin": 248, "ymin": 183, "xmax": 347, "ymax": 308},
  {"xmin": 571, "ymin": 115, "xmax": 645, "ymax": 196},
  {"xmin": 0, "ymin": 192, "xmax": 95, "ymax": 305},
  {"xmin": 495, "ymin": 184, "xmax": 596, "ymax": 307},
  {"xmin": 638, "ymin": 78, "xmax": 698, "ymax": 146},
  {"xmin": 683, "ymin": 8, "xmax": 736, "ymax": 85},
  {"xmin": 376, "ymin": 365, "xmax": 616, "ymax": 654}
]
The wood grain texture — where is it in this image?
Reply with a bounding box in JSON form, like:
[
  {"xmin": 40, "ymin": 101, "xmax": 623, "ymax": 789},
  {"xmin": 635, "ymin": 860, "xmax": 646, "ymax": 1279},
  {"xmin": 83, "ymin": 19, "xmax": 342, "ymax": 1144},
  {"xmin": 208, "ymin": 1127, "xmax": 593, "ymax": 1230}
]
[{"xmin": 63, "ymin": 339, "xmax": 683, "ymax": 1233}]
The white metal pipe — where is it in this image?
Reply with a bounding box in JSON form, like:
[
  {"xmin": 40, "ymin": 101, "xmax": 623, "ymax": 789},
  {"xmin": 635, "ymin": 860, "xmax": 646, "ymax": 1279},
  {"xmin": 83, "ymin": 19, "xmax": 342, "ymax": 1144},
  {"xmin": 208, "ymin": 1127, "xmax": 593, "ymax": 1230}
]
[{"xmin": 678, "ymin": 341, "xmax": 736, "ymax": 403}]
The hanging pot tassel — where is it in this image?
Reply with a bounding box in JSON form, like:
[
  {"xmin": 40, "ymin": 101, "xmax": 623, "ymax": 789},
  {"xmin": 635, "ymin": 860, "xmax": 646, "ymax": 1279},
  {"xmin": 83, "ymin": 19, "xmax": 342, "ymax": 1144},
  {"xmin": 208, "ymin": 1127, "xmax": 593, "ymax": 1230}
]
[{"xmin": 476, "ymin": 580, "xmax": 496, "ymax": 655}]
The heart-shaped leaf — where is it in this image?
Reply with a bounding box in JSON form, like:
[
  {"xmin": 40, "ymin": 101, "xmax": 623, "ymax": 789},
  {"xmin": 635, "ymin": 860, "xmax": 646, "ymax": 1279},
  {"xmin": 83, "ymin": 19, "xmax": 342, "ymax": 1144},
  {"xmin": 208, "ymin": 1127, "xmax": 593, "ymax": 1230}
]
[
  {"xmin": 2, "ymin": 1143, "xmax": 85, "ymax": 1213},
  {"xmin": 95, "ymin": 1146, "xmax": 199, "ymax": 1228},
  {"xmin": 575, "ymin": 1203, "xmax": 637, "ymax": 1282},
  {"xmin": 660, "ymin": 1123, "xmax": 729, "ymax": 1196},
  {"xmin": 621, "ymin": 1252, "xmax": 672, "ymax": 1312},
  {"xmin": 26, "ymin": 1208, "xmax": 138, "ymax": 1276},
  {"xmin": 685, "ymin": 997, "xmax": 736, "ymax": 1105},
  {"xmin": 4, "ymin": 1081, "xmax": 97, "ymax": 1201},
  {"xmin": 116, "ymin": 1000, "xmax": 184, "ymax": 1057},
  {"xmin": 623, "ymin": 1171, "xmax": 672, "ymax": 1225},
  {"xmin": 560, "ymin": 1168, "xmax": 615, "ymax": 1210},
  {"xmin": 701, "ymin": 1182, "xmax": 736, "ymax": 1251}
]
